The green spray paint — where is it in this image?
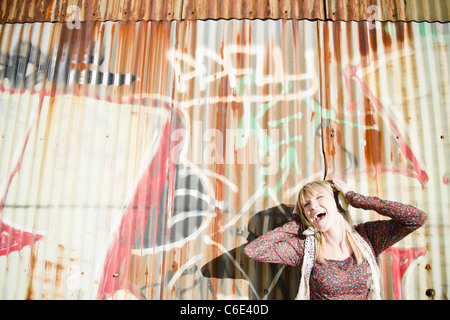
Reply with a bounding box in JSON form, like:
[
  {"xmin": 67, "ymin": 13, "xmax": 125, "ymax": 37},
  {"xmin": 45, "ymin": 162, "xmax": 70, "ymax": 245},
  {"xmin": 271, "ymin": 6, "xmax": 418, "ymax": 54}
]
[{"xmin": 234, "ymin": 72, "xmax": 378, "ymax": 197}]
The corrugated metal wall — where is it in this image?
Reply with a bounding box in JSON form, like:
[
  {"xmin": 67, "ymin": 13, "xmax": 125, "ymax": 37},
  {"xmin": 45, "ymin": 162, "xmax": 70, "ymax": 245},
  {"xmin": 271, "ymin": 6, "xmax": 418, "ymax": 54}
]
[
  {"xmin": 0, "ymin": 1, "xmax": 448, "ymax": 300},
  {"xmin": 1, "ymin": 0, "xmax": 449, "ymax": 22}
]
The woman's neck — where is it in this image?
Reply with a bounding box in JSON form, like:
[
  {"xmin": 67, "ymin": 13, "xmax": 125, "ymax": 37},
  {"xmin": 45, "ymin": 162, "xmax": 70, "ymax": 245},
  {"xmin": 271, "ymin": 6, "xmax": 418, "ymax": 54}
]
[
  {"xmin": 322, "ymin": 218, "xmax": 345, "ymax": 247},
  {"xmin": 321, "ymin": 218, "xmax": 352, "ymax": 260}
]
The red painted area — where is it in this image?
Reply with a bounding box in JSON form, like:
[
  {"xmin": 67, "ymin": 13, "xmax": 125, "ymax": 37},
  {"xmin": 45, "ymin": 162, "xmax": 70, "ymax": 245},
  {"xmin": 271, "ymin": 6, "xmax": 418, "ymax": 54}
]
[
  {"xmin": 2, "ymin": 75, "xmax": 180, "ymax": 298},
  {"xmin": 96, "ymin": 120, "xmax": 170, "ymax": 299},
  {"xmin": 0, "ymin": 91, "xmax": 46, "ymax": 257},
  {"xmin": 0, "ymin": 221, "xmax": 44, "ymax": 256},
  {"xmin": 381, "ymin": 247, "xmax": 426, "ymax": 300},
  {"xmin": 96, "ymin": 112, "xmax": 183, "ymax": 300}
]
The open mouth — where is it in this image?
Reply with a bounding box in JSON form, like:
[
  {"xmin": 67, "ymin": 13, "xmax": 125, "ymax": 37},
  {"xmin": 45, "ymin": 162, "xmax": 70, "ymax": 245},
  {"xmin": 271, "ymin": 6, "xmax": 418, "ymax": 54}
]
[{"xmin": 314, "ymin": 212, "xmax": 326, "ymax": 222}]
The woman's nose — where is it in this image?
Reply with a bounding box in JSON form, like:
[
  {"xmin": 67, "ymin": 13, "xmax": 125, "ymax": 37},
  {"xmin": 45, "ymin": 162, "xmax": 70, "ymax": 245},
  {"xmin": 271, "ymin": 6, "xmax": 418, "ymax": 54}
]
[{"xmin": 310, "ymin": 199, "xmax": 319, "ymax": 209}]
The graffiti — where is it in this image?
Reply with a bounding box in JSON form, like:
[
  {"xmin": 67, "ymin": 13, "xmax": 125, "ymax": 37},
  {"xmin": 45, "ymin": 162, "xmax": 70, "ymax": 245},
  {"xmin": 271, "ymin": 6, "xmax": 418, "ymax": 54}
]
[
  {"xmin": 233, "ymin": 74, "xmax": 302, "ymax": 196},
  {"xmin": 94, "ymin": 21, "xmax": 435, "ymax": 300},
  {"xmin": 0, "ymin": 35, "xmax": 141, "ymax": 263},
  {"xmin": 169, "ymin": 46, "xmax": 318, "ymax": 107},
  {"xmin": 201, "ymin": 203, "xmax": 301, "ymax": 300},
  {"xmin": 1, "ymin": 19, "xmax": 443, "ymax": 300},
  {"xmin": 381, "ymin": 247, "xmax": 427, "ymax": 300},
  {"xmin": 96, "ymin": 112, "xmax": 177, "ymax": 299},
  {"xmin": 171, "ymin": 120, "xmax": 280, "ymax": 170},
  {"xmin": 342, "ymin": 60, "xmax": 429, "ymax": 189},
  {"xmin": 233, "ymin": 72, "xmax": 385, "ymax": 197},
  {"xmin": 0, "ymin": 218, "xmax": 44, "ymax": 256},
  {"xmin": 0, "ymin": 41, "xmax": 139, "ymax": 92}
]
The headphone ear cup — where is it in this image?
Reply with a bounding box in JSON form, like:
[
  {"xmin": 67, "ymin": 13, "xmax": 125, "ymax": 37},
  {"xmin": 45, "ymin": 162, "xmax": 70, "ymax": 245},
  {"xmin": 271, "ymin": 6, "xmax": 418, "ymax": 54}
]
[{"xmin": 334, "ymin": 191, "xmax": 349, "ymax": 213}]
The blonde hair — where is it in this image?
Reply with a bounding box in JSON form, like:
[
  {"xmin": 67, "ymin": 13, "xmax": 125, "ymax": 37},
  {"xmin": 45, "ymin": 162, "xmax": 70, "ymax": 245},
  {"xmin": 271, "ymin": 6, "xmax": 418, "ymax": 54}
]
[{"xmin": 297, "ymin": 180, "xmax": 363, "ymax": 264}]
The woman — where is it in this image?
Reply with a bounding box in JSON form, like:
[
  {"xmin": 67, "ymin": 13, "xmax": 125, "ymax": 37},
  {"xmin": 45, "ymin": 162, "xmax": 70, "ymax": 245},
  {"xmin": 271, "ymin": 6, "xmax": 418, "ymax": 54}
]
[{"xmin": 243, "ymin": 178, "xmax": 427, "ymax": 300}]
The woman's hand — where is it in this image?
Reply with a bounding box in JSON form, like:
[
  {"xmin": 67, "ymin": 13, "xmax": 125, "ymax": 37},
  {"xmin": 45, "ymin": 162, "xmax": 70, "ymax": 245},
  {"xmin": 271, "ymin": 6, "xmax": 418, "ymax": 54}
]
[{"xmin": 331, "ymin": 178, "xmax": 353, "ymax": 195}]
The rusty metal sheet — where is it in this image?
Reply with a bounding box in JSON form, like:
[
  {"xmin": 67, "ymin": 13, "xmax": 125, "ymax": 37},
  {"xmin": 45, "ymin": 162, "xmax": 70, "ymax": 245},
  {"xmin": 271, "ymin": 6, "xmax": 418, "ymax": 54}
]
[
  {"xmin": 181, "ymin": 0, "xmax": 325, "ymax": 20},
  {"xmin": 0, "ymin": 0, "xmax": 185, "ymax": 23},
  {"xmin": 0, "ymin": 0, "xmax": 323, "ymax": 23},
  {"xmin": 326, "ymin": 0, "xmax": 450, "ymax": 22},
  {"xmin": 0, "ymin": 18, "xmax": 449, "ymax": 300},
  {"xmin": 3, "ymin": 0, "xmax": 449, "ymax": 23}
]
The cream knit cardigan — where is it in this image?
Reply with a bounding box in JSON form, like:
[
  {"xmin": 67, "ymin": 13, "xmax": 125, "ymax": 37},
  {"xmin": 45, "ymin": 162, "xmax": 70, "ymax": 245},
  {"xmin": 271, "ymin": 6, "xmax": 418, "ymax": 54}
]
[{"xmin": 295, "ymin": 227, "xmax": 382, "ymax": 300}]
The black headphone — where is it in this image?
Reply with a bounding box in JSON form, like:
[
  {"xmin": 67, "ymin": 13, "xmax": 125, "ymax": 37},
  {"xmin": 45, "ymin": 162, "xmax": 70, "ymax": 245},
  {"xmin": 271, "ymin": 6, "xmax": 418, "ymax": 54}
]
[{"xmin": 328, "ymin": 180, "xmax": 349, "ymax": 213}]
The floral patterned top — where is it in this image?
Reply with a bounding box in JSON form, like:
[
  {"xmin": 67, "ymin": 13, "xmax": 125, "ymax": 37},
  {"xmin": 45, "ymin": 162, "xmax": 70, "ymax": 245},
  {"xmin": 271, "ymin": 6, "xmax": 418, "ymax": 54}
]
[{"xmin": 243, "ymin": 191, "xmax": 427, "ymax": 300}]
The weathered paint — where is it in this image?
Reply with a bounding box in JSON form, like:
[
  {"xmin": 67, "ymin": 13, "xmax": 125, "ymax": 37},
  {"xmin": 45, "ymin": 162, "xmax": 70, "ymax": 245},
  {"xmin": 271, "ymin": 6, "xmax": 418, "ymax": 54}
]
[
  {"xmin": 327, "ymin": 0, "xmax": 450, "ymax": 22},
  {"xmin": 1, "ymin": 0, "xmax": 449, "ymax": 23},
  {"xmin": 0, "ymin": 9, "xmax": 449, "ymax": 300},
  {"xmin": 0, "ymin": 0, "xmax": 324, "ymax": 22}
]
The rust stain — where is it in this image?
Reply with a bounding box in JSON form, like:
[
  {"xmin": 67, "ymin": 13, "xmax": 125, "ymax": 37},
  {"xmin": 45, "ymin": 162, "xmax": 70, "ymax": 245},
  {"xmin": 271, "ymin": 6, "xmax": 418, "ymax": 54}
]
[
  {"xmin": 25, "ymin": 246, "xmax": 38, "ymax": 300},
  {"xmin": 128, "ymin": 254, "xmax": 143, "ymax": 295},
  {"xmin": 363, "ymin": 97, "xmax": 382, "ymax": 169},
  {"xmin": 369, "ymin": 22, "xmax": 378, "ymax": 52},
  {"xmin": 42, "ymin": 260, "xmax": 54, "ymax": 299},
  {"xmin": 358, "ymin": 21, "xmax": 370, "ymax": 58},
  {"xmin": 55, "ymin": 244, "xmax": 65, "ymax": 299},
  {"xmin": 395, "ymin": 21, "xmax": 406, "ymax": 43},
  {"xmin": 406, "ymin": 22, "xmax": 414, "ymax": 42},
  {"xmin": 44, "ymin": 0, "xmax": 54, "ymax": 21},
  {"xmin": 381, "ymin": 22, "xmax": 392, "ymax": 48},
  {"xmin": 332, "ymin": 22, "xmax": 342, "ymax": 68}
]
